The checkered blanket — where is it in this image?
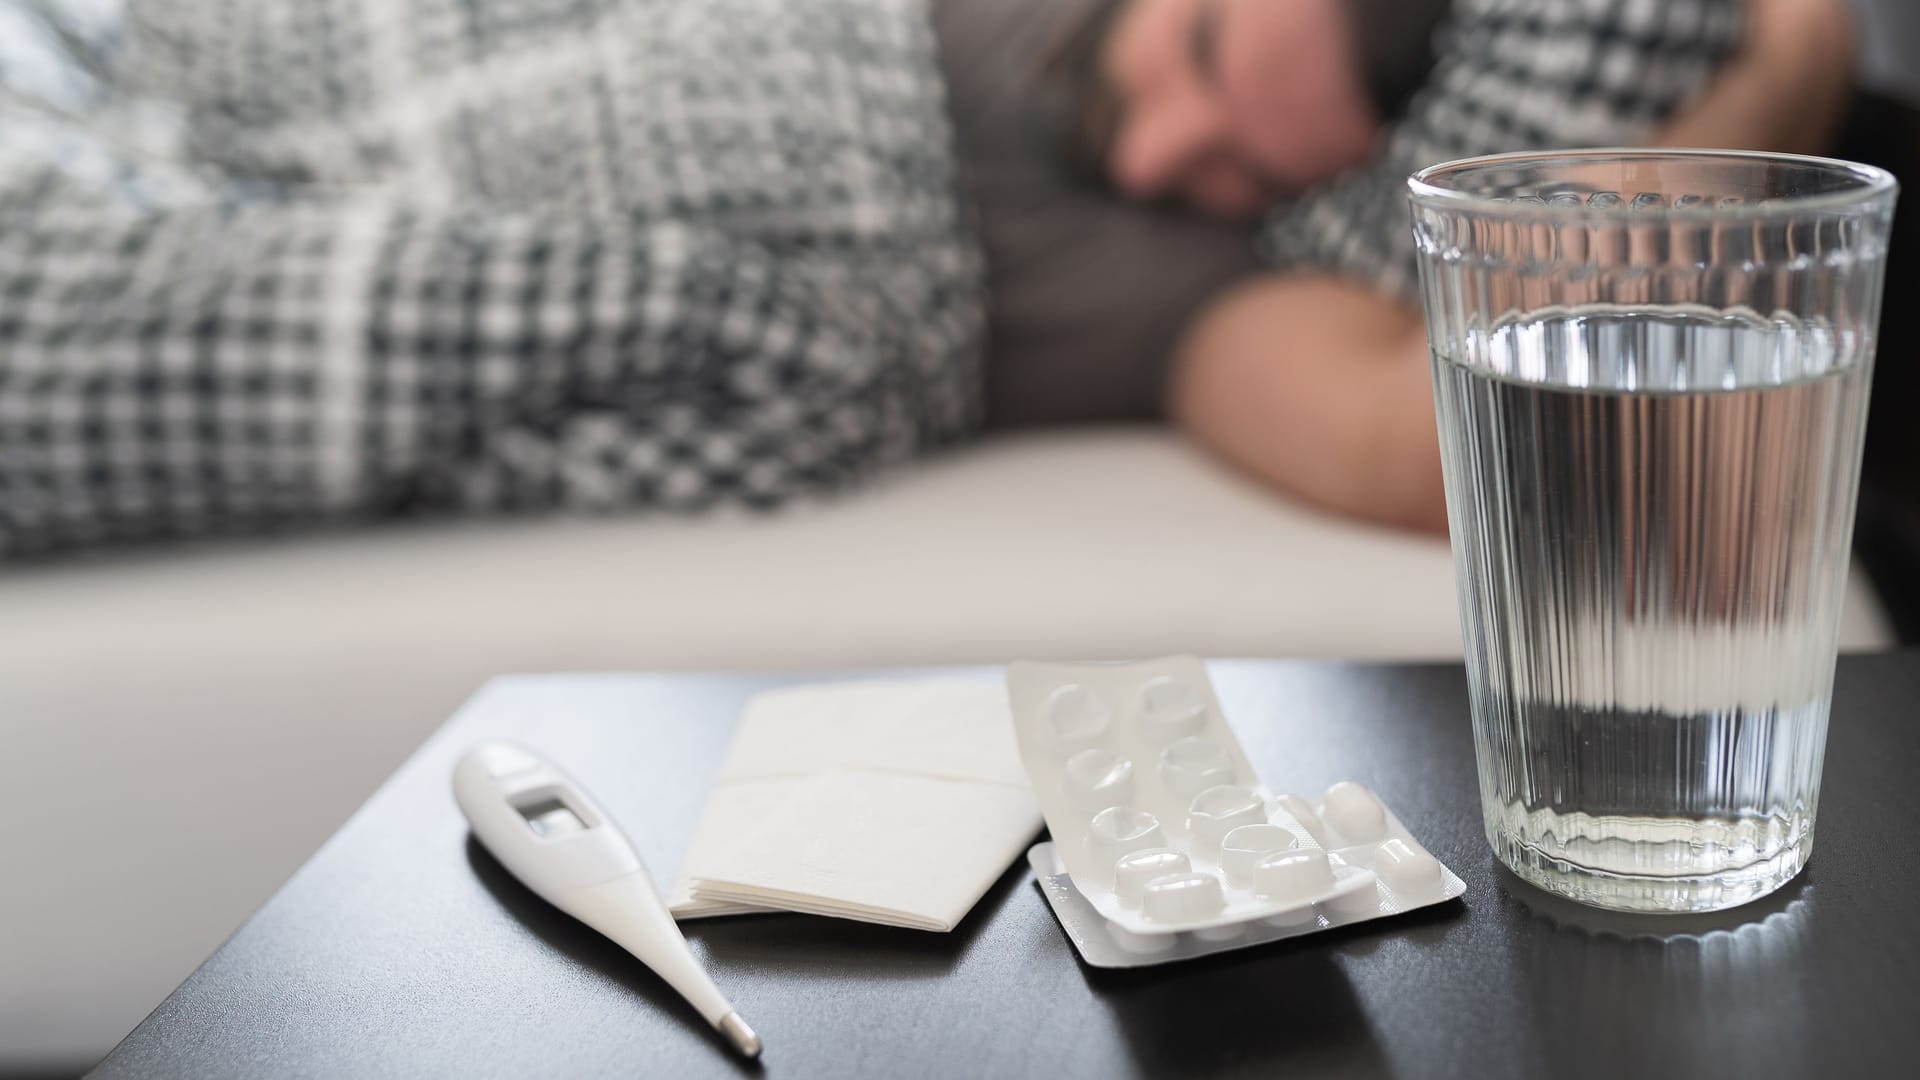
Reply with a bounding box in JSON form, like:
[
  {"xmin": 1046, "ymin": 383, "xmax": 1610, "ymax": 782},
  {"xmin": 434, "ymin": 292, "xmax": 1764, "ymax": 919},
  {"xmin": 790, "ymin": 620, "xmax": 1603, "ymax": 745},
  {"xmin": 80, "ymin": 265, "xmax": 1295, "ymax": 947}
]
[
  {"xmin": 0, "ymin": 0, "xmax": 983, "ymax": 556},
  {"xmin": 1264, "ymin": 0, "xmax": 1744, "ymax": 295},
  {"xmin": 0, "ymin": 0, "xmax": 1740, "ymax": 558}
]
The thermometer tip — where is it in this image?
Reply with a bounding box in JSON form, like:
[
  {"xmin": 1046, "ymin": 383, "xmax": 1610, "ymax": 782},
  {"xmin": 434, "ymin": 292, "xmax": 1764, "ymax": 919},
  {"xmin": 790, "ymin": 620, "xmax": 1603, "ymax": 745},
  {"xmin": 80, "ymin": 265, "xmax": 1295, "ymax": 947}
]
[{"xmin": 718, "ymin": 1012, "xmax": 761, "ymax": 1059}]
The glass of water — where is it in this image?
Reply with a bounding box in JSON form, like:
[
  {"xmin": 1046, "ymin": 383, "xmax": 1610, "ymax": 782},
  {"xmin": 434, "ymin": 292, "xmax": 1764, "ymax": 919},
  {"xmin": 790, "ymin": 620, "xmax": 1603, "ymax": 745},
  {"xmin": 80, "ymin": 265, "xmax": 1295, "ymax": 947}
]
[{"xmin": 1407, "ymin": 150, "xmax": 1898, "ymax": 912}]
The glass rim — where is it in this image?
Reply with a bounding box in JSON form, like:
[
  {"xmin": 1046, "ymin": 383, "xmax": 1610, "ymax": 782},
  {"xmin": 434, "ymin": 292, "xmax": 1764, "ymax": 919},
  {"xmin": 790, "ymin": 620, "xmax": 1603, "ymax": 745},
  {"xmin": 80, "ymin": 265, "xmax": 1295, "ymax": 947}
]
[{"xmin": 1407, "ymin": 147, "xmax": 1899, "ymax": 221}]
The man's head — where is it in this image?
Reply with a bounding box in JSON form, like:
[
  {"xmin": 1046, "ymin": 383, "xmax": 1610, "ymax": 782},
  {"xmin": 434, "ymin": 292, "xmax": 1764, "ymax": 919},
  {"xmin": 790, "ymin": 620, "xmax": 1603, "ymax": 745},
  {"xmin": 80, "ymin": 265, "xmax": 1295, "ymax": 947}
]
[{"xmin": 1076, "ymin": 0, "xmax": 1383, "ymax": 217}]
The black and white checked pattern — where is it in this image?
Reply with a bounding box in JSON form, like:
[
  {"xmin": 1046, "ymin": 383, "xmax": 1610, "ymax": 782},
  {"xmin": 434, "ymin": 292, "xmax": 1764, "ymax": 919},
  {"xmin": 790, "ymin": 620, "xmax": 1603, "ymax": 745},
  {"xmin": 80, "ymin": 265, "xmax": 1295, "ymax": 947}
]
[
  {"xmin": 1262, "ymin": 0, "xmax": 1746, "ymax": 296},
  {"xmin": 2, "ymin": 0, "xmax": 1744, "ymax": 557},
  {"xmin": 0, "ymin": 0, "xmax": 983, "ymax": 557}
]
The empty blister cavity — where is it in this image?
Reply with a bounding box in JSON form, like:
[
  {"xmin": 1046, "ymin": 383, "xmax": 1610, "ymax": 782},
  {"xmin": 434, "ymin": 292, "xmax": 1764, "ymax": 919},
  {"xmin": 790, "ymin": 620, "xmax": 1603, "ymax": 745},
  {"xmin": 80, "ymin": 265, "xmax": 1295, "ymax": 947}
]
[
  {"xmin": 1322, "ymin": 781, "xmax": 1387, "ymax": 844},
  {"xmin": 1065, "ymin": 748, "xmax": 1135, "ymax": 810},
  {"xmin": 1085, "ymin": 807, "xmax": 1166, "ymax": 889},
  {"xmin": 1142, "ymin": 871, "xmax": 1226, "ymax": 923},
  {"xmin": 1186, "ymin": 785, "xmax": 1266, "ymax": 858},
  {"xmin": 1271, "ymin": 793, "xmax": 1329, "ymax": 846},
  {"xmin": 1139, "ymin": 677, "xmax": 1208, "ymax": 741},
  {"xmin": 1158, "ymin": 737, "xmax": 1237, "ymax": 799},
  {"xmin": 1373, "ymin": 838, "xmax": 1443, "ymax": 899},
  {"xmin": 1219, "ymin": 824, "xmax": 1300, "ymax": 888},
  {"xmin": 1047, "ymin": 683, "xmax": 1111, "ymax": 743},
  {"xmin": 1252, "ymin": 848, "xmax": 1335, "ymax": 904},
  {"xmin": 1114, "ymin": 848, "xmax": 1191, "ymax": 908}
]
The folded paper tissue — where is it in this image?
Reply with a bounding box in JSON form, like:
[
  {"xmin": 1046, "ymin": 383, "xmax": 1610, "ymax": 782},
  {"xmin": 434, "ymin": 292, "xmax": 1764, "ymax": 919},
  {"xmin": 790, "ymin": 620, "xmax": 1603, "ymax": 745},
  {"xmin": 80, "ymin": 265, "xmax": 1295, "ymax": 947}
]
[{"xmin": 668, "ymin": 680, "xmax": 1041, "ymax": 931}]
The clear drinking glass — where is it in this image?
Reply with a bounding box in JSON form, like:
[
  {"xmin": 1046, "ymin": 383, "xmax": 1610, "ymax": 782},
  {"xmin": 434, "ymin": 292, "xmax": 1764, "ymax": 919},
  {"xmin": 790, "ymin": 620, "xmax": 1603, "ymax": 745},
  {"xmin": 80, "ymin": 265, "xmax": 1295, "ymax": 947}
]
[{"xmin": 1407, "ymin": 150, "xmax": 1898, "ymax": 912}]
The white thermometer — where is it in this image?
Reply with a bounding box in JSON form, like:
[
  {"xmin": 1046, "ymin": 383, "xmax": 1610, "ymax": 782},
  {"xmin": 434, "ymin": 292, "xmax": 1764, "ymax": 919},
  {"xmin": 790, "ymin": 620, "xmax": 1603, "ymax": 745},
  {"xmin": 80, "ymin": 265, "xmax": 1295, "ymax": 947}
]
[{"xmin": 453, "ymin": 741, "xmax": 761, "ymax": 1059}]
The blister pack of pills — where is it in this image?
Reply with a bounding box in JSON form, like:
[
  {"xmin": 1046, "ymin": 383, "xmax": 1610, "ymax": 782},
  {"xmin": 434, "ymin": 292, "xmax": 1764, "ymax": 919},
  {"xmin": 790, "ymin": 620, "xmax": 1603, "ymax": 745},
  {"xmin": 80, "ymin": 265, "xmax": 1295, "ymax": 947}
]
[{"xmin": 1007, "ymin": 657, "xmax": 1465, "ymax": 968}]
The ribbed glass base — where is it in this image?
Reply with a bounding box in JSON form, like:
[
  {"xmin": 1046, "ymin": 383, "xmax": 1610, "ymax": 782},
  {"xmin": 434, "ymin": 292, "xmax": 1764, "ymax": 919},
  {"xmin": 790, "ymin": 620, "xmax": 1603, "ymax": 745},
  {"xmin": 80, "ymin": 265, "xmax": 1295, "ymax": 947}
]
[{"xmin": 1487, "ymin": 810, "xmax": 1814, "ymax": 913}]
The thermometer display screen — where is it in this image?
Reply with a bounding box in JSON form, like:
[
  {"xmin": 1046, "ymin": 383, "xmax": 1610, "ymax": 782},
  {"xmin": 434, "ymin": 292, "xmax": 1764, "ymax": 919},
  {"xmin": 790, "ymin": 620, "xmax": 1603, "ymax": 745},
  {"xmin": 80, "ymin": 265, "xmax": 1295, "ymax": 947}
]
[{"xmin": 515, "ymin": 796, "xmax": 587, "ymax": 837}]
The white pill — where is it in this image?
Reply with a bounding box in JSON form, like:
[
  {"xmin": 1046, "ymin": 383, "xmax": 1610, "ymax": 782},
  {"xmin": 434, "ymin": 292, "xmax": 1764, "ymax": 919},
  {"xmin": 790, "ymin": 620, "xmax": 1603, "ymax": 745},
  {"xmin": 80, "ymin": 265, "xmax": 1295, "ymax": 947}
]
[
  {"xmin": 1219, "ymin": 824, "xmax": 1301, "ymax": 888},
  {"xmin": 1139, "ymin": 676, "xmax": 1208, "ymax": 740},
  {"xmin": 1186, "ymin": 785, "xmax": 1266, "ymax": 858},
  {"xmin": 1261, "ymin": 905, "xmax": 1321, "ymax": 930},
  {"xmin": 1084, "ymin": 807, "xmax": 1165, "ymax": 889},
  {"xmin": 1324, "ymin": 879, "xmax": 1385, "ymax": 920},
  {"xmin": 1158, "ymin": 737, "xmax": 1237, "ymax": 799},
  {"xmin": 1113, "ymin": 848, "xmax": 1191, "ymax": 908},
  {"xmin": 1065, "ymin": 748, "xmax": 1135, "ymax": 810},
  {"xmin": 1108, "ymin": 924, "xmax": 1178, "ymax": 955},
  {"xmin": 1373, "ymin": 838, "xmax": 1443, "ymax": 897},
  {"xmin": 1270, "ymin": 793, "xmax": 1330, "ymax": 845},
  {"xmin": 1046, "ymin": 683, "xmax": 1110, "ymax": 742},
  {"xmin": 1143, "ymin": 871, "xmax": 1226, "ymax": 923},
  {"xmin": 1320, "ymin": 853, "xmax": 1385, "ymax": 918},
  {"xmin": 1322, "ymin": 781, "xmax": 1388, "ymax": 844},
  {"xmin": 1252, "ymin": 848, "xmax": 1335, "ymax": 904}
]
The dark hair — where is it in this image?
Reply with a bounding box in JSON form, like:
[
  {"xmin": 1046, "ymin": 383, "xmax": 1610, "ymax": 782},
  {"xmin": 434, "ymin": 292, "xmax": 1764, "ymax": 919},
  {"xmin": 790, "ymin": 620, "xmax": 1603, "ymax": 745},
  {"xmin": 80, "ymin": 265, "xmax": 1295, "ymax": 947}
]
[
  {"xmin": 1035, "ymin": 0, "xmax": 1131, "ymax": 184},
  {"xmin": 1349, "ymin": 0, "xmax": 1450, "ymax": 121}
]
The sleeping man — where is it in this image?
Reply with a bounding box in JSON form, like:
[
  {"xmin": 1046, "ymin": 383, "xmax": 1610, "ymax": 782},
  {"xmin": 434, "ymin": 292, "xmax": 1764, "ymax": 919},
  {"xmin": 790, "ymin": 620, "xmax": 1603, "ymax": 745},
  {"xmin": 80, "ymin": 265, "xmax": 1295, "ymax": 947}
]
[{"xmin": 0, "ymin": 0, "xmax": 1852, "ymax": 555}]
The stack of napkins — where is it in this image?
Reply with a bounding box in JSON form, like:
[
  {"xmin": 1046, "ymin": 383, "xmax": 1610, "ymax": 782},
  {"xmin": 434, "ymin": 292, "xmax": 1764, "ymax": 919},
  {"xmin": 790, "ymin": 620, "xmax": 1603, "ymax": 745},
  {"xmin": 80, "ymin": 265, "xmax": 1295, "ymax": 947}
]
[{"xmin": 667, "ymin": 680, "xmax": 1040, "ymax": 931}]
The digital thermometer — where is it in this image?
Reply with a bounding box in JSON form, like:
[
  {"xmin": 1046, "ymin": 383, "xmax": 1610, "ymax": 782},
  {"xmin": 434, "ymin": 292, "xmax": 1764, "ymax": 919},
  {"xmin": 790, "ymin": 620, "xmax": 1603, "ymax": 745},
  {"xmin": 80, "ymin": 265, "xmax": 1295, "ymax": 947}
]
[{"xmin": 453, "ymin": 741, "xmax": 761, "ymax": 1059}]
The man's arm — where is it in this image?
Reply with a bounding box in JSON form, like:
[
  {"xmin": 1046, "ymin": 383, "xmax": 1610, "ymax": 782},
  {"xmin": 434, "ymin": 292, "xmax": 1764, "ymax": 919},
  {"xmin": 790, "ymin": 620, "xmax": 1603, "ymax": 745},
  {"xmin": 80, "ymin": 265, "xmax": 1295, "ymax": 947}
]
[
  {"xmin": 1171, "ymin": 278, "xmax": 1442, "ymax": 531},
  {"xmin": 1652, "ymin": 0, "xmax": 1856, "ymax": 153},
  {"xmin": 1173, "ymin": 0, "xmax": 1856, "ymax": 533}
]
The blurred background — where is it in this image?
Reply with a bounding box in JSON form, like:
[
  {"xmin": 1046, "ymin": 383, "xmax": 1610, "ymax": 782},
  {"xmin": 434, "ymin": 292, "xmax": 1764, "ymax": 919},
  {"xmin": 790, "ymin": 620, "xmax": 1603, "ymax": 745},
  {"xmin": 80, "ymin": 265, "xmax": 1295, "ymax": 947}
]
[{"xmin": 2, "ymin": 1, "xmax": 1918, "ymax": 1076}]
